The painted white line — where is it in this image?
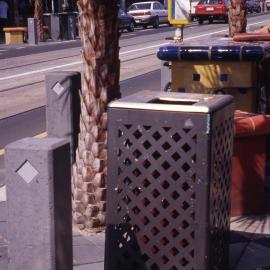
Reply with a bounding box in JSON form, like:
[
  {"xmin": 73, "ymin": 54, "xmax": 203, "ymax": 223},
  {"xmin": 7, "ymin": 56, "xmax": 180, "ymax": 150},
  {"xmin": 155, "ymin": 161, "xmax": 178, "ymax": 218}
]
[
  {"xmin": 0, "ymin": 185, "xmax": 6, "ymax": 202},
  {"xmin": 16, "ymin": 47, "xmax": 26, "ymax": 50},
  {"xmin": 122, "ymin": 33, "xmax": 136, "ymax": 37},
  {"xmin": 0, "ymin": 61, "xmax": 82, "ymax": 81},
  {"xmin": 0, "ymin": 18, "xmax": 269, "ymax": 82}
]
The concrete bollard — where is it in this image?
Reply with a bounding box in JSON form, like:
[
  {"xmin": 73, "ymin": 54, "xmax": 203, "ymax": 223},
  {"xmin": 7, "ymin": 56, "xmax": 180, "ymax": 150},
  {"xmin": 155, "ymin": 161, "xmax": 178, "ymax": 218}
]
[
  {"xmin": 67, "ymin": 14, "xmax": 77, "ymax": 40},
  {"xmin": 46, "ymin": 71, "xmax": 81, "ymax": 164},
  {"xmin": 27, "ymin": 18, "xmax": 38, "ymax": 45},
  {"xmin": 5, "ymin": 137, "xmax": 72, "ymax": 270},
  {"xmin": 49, "ymin": 14, "xmax": 60, "ymax": 41}
]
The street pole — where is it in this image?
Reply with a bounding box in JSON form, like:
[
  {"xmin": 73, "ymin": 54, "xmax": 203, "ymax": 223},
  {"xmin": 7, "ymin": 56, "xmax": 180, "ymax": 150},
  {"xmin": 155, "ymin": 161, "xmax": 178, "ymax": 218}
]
[
  {"xmin": 120, "ymin": 0, "xmax": 126, "ymax": 10},
  {"xmin": 51, "ymin": 0, "xmax": 55, "ymax": 13}
]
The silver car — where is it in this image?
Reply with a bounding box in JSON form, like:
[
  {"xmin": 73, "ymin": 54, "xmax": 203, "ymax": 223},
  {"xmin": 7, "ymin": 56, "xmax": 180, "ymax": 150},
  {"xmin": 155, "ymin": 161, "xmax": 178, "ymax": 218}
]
[{"xmin": 128, "ymin": 1, "xmax": 168, "ymax": 28}]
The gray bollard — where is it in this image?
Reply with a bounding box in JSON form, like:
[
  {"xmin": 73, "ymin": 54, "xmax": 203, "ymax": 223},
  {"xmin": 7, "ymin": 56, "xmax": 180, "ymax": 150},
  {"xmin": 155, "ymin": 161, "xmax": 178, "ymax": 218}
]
[
  {"xmin": 46, "ymin": 71, "xmax": 81, "ymax": 164},
  {"xmin": 5, "ymin": 137, "xmax": 72, "ymax": 270},
  {"xmin": 67, "ymin": 14, "xmax": 77, "ymax": 40},
  {"xmin": 27, "ymin": 18, "xmax": 38, "ymax": 45},
  {"xmin": 49, "ymin": 14, "xmax": 60, "ymax": 41}
]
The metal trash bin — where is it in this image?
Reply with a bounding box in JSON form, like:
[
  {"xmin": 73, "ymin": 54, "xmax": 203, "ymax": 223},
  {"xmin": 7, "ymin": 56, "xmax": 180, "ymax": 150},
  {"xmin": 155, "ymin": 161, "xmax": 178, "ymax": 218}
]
[
  {"xmin": 59, "ymin": 12, "xmax": 77, "ymax": 40},
  {"xmin": 105, "ymin": 90, "xmax": 234, "ymax": 270}
]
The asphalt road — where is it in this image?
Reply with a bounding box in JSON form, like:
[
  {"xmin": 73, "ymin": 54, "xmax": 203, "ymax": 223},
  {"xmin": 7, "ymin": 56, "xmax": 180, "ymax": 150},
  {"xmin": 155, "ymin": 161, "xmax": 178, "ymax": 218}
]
[{"xmin": 1, "ymin": 12, "xmax": 270, "ymax": 171}]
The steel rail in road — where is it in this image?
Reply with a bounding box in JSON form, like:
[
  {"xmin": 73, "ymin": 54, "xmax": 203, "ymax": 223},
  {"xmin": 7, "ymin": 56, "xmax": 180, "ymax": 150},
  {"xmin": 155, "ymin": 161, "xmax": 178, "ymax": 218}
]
[
  {"xmin": 1, "ymin": 17, "xmax": 270, "ymax": 83},
  {"xmin": 0, "ymin": 52, "xmax": 157, "ymax": 93},
  {"xmin": 1, "ymin": 16, "xmax": 270, "ymax": 155}
]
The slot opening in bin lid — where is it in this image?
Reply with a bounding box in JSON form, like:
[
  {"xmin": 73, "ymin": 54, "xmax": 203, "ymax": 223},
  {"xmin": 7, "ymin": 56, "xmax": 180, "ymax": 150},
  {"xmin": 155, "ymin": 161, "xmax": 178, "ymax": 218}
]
[{"xmin": 148, "ymin": 98, "xmax": 198, "ymax": 106}]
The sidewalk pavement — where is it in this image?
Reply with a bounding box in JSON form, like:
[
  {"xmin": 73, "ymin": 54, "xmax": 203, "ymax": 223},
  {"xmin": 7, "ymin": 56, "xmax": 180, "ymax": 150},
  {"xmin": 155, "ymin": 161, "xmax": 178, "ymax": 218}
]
[{"xmin": 0, "ymin": 198, "xmax": 270, "ymax": 270}]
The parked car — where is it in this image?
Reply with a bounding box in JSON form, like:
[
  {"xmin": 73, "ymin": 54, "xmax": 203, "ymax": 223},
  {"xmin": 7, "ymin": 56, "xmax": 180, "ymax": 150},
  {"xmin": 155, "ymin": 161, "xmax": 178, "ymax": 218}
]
[
  {"xmin": 127, "ymin": 1, "xmax": 168, "ymax": 28},
  {"xmin": 191, "ymin": 0, "xmax": 200, "ymax": 21},
  {"xmin": 265, "ymin": 0, "xmax": 270, "ymax": 11},
  {"xmin": 118, "ymin": 9, "xmax": 135, "ymax": 32},
  {"xmin": 195, "ymin": 0, "xmax": 229, "ymax": 24},
  {"xmin": 246, "ymin": 0, "xmax": 261, "ymax": 13}
]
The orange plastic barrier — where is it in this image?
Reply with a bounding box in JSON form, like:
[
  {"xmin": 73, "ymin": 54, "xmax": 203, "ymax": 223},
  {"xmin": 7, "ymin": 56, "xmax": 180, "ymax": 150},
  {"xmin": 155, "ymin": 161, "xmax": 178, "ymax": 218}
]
[{"xmin": 231, "ymin": 111, "xmax": 270, "ymax": 217}]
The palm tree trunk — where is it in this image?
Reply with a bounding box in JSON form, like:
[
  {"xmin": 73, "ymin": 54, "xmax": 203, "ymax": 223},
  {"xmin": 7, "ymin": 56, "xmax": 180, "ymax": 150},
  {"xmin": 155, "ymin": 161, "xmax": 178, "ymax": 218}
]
[
  {"xmin": 34, "ymin": 0, "xmax": 44, "ymax": 42},
  {"xmin": 72, "ymin": 0, "xmax": 120, "ymax": 230},
  {"xmin": 228, "ymin": 0, "xmax": 247, "ymax": 37}
]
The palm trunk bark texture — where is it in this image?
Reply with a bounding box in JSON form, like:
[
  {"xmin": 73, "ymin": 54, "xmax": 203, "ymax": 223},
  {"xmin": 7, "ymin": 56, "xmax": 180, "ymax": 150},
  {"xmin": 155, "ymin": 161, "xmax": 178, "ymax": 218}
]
[
  {"xmin": 228, "ymin": 0, "xmax": 247, "ymax": 37},
  {"xmin": 72, "ymin": 0, "xmax": 120, "ymax": 230},
  {"xmin": 34, "ymin": 0, "xmax": 44, "ymax": 41}
]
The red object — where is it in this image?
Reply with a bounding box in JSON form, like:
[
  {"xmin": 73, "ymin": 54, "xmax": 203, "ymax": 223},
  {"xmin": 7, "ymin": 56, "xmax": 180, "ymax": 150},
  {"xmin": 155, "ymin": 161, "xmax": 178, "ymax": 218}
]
[
  {"xmin": 233, "ymin": 33, "xmax": 270, "ymax": 42},
  {"xmin": 231, "ymin": 111, "xmax": 270, "ymax": 217},
  {"xmin": 195, "ymin": 0, "xmax": 228, "ymax": 23}
]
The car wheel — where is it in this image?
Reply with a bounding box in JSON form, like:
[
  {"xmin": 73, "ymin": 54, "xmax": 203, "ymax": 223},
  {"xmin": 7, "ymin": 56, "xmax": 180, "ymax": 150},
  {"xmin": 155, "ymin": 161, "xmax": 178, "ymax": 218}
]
[
  {"xmin": 208, "ymin": 18, "xmax": 213, "ymax": 24},
  {"xmin": 128, "ymin": 21, "xmax": 135, "ymax": 32},
  {"xmin": 143, "ymin": 24, "xmax": 148, "ymax": 29},
  {"xmin": 153, "ymin": 17, "xmax": 159, "ymax": 28},
  {"xmin": 198, "ymin": 18, "xmax": 203, "ymax": 25},
  {"xmin": 224, "ymin": 16, "xmax": 228, "ymax": 23}
]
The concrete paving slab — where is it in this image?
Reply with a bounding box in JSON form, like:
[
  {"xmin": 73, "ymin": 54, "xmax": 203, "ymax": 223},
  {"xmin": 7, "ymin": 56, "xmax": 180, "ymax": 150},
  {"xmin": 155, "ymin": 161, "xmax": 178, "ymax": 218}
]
[
  {"xmin": 0, "ymin": 257, "xmax": 8, "ymax": 270},
  {"xmin": 0, "ymin": 245, "xmax": 8, "ymax": 269},
  {"xmin": 230, "ymin": 230, "xmax": 251, "ymax": 244},
  {"xmin": 229, "ymin": 242, "xmax": 250, "ymax": 270},
  {"xmin": 83, "ymin": 233, "xmax": 105, "ymax": 248},
  {"xmin": 254, "ymin": 215, "xmax": 270, "ymax": 235},
  {"xmin": 0, "ymin": 222, "xmax": 7, "ymax": 241},
  {"xmin": 73, "ymin": 235, "xmax": 95, "ymax": 246},
  {"xmin": 231, "ymin": 216, "xmax": 262, "ymax": 233},
  {"xmin": 73, "ymin": 244, "xmax": 104, "ymax": 266},
  {"xmin": 73, "ymin": 262, "xmax": 103, "ymax": 270},
  {"xmin": 0, "ymin": 204, "xmax": 7, "ymax": 222},
  {"xmin": 234, "ymin": 242, "xmax": 270, "ymax": 270}
]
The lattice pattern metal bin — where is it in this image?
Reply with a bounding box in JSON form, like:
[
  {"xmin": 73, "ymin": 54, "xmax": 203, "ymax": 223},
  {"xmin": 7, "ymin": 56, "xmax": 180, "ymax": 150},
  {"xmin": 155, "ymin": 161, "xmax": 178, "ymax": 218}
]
[{"xmin": 106, "ymin": 90, "xmax": 234, "ymax": 270}]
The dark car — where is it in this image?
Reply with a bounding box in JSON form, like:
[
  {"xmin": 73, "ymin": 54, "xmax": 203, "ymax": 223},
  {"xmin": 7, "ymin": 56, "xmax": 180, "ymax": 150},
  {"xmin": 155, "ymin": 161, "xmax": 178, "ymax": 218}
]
[
  {"xmin": 118, "ymin": 9, "xmax": 135, "ymax": 32},
  {"xmin": 246, "ymin": 0, "xmax": 261, "ymax": 13}
]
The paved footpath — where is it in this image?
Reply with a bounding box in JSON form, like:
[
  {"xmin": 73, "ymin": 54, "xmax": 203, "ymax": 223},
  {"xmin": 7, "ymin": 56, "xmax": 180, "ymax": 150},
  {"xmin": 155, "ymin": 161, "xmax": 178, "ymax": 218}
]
[{"xmin": 0, "ymin": 194, "xmax": 270, "ymax": 270}]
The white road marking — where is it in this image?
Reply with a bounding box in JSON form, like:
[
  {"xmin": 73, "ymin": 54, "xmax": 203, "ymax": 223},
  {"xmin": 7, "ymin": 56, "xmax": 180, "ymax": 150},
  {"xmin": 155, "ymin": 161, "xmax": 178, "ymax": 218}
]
[
  {"xmin": 122, "ymin": 33, "xmax": 136, "ymax": 37},
  {"xmin": 0, "ymin": 18, "xmax": 269, "ymax": 82}
]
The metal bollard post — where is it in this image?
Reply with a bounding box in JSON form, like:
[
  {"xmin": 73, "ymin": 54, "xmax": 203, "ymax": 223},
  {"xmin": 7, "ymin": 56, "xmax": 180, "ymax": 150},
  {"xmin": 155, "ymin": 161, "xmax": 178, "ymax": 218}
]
[
  {"xmin": 27, "ymin": 18, "xmax": 38, "ymax": 45},
  {"xmin": 46, "ymin": 71, "xmax": 81, "ymax": 164},
  {"xmin": 5, "ymin": 137, "xmax": 72, "ymax": 270}
]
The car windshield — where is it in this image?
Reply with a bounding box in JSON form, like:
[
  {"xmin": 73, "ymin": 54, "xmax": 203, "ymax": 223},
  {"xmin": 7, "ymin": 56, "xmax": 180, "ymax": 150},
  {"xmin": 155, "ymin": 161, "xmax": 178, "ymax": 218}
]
[
  {"xmin": 128, "ymin": 3, "xmax": 152, "ymax": 10},
  {"xmin": 199, "ymin": 0, "xmax": 222, "ymax": 4}
]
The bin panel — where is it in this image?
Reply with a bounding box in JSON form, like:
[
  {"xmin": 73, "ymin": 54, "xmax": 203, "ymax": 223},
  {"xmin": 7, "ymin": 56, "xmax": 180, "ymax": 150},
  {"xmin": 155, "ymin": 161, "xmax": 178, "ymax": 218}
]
[
  {"xmin": 107, "ymin": 110, "xmax": 207, "ymax": 270},
  {"xmin": 106, "ymin": 100, "xmax": 234, "ymax": 270},
  {"xmin": 208, "ymin": 106, "xmax": 234, "ymax": 269}
]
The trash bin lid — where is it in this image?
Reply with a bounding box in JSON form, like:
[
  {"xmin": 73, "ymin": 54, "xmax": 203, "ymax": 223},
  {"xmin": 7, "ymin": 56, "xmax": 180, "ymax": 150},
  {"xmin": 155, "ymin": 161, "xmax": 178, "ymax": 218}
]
[{"xmin": 109, "ymin": 90, "xmax": 233, "ymax": 113}]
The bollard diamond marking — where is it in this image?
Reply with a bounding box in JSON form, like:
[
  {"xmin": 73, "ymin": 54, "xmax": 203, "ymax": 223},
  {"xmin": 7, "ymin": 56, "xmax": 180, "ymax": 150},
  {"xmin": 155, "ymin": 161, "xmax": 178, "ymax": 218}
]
[
  {"xmin": 52, "ymin": 82, "xmax": 65, "ymax": 96},
  {"xmin": 0, "ymin": 185, "xmax": 6, "ymax": 202},
  {"xmin": 16, "ymin": 160, "xmax": 39, "ymax": 184}
]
